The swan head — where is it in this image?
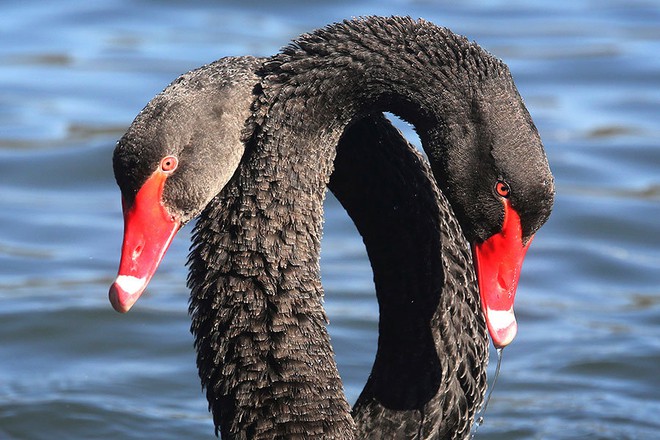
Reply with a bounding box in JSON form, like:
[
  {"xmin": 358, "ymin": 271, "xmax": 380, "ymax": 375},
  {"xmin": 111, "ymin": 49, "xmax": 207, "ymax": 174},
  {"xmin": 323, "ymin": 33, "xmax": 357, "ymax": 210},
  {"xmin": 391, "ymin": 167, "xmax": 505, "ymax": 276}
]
[
  {"xmin": 432, "ymin": 71, "xmax": 555, "ymax": 348},
  {"xmin": 109, "ymin": 57, "xmax": 257, "ymax": 313}
]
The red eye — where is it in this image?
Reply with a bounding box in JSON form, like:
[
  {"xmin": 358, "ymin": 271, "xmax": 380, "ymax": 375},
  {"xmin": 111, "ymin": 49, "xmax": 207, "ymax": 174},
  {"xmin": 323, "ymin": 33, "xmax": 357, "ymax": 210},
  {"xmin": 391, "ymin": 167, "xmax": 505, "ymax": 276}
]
[
  {"xmin": 495, "ymin": 180, "xmax": 510, "ymax": 198},
  {"xmin": 160, "ymin": 156, "xmax": 178, "ymax": 173}
]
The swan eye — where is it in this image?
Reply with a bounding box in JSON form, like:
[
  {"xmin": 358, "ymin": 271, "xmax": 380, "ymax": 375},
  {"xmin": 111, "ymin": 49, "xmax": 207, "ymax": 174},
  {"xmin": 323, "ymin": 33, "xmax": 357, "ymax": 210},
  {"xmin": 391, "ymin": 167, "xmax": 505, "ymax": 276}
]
[
  {"xmin": 160, "ymin": 156, "xmax": 178, "ymax": 173},
  {"xmin": 495, "ymin": 180, "xmax": 510, "ymax": 198}
]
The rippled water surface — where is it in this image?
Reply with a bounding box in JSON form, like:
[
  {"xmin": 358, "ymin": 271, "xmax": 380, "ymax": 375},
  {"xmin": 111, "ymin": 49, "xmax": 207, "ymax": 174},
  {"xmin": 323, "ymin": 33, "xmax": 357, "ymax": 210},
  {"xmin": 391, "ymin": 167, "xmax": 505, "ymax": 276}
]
[{"xmin": 1, "ymin": 1, "xmax": 659, "ymax": 438}]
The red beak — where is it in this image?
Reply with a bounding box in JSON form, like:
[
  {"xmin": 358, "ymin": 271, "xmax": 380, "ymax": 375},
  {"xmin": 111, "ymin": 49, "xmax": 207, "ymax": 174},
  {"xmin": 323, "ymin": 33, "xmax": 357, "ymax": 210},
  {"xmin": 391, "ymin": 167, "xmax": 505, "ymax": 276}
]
[
  {"xmin": 472, "ymin": 200, "xmax": 532, "ymax": 348},
  {"xmin": 109, "ymin": 170, "xmax": 180, "ymax": 313}
]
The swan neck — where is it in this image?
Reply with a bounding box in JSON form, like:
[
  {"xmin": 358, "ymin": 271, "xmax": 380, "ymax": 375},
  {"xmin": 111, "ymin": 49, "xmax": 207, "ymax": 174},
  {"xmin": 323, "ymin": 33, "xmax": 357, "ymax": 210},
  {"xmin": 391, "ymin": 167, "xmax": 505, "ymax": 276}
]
[
  {"xmin": 188, "ymin": 174, "xmax": 355, "ymax": 438},
  {"xmin": 330, "ymin": 116, "xmax": 488, "ymax": 438}
]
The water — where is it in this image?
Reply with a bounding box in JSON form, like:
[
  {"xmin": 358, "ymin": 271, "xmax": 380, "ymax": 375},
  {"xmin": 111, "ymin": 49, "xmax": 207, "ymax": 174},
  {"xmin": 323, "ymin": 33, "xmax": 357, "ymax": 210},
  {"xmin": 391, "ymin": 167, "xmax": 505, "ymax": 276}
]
[{"xmin": 1, "ymin": 0, "xmax": 658, "ymax": 438}]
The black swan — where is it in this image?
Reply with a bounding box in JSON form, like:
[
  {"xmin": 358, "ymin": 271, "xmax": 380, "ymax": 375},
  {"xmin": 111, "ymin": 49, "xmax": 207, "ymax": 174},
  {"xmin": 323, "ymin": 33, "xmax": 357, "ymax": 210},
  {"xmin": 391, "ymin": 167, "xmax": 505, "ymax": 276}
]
[{"xmin": 109, "ymin": 17, "xmax": 554, "ymax": 439}]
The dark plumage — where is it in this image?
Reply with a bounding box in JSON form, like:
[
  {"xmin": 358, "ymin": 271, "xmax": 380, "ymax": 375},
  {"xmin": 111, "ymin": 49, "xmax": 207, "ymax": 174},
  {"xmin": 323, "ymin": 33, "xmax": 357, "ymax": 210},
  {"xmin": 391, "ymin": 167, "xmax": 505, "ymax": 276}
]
[
  {"xmin": 331, "ymin": 117, "xmax": 484, "ymax": 439},
  {"xmin": 189, "ymin": 114, "xmax": 455, "ymax": 439},
  {"xmin": 110, "ymin": 16, "xmax": 554, "ymax": 440}
]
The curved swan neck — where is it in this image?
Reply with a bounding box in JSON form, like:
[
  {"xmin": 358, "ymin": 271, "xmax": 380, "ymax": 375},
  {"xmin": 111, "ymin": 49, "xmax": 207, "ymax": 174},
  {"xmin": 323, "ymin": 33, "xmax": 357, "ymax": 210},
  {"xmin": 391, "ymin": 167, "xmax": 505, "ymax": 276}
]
[
  {"xmin": 188, "ymin": 16, "xmax": 509, "ymax": 439},
  {"xmin": 330, "ymin": 116, "xmax": 488, "ymax": 439}
]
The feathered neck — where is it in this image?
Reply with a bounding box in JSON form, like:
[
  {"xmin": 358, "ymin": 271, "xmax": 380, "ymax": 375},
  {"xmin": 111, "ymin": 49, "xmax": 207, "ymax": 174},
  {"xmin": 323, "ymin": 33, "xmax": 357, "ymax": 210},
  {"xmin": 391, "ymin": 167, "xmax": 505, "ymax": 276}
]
[{"xmin": 188, "ymin": 16, "xmax": 502, "ymax": 439}]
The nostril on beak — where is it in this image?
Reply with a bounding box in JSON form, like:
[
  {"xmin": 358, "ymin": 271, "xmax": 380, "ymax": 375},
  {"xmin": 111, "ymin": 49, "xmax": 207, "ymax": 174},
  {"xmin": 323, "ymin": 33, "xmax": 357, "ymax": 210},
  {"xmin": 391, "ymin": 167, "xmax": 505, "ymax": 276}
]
[
  {"xmin": 497, "ymin": 272, "xmax": 508, "ymax": 292},
  {"xmin": 132, "ymin": 243, "xmax": 144, "ymax": 260}
]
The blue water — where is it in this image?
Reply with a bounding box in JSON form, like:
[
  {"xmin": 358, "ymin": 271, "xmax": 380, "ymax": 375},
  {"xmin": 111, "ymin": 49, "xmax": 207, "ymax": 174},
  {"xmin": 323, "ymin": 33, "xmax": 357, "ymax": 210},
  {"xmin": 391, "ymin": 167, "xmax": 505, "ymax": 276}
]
[{"xmin": 1, "ymin": 1, "xmax": 659, "ymax": 438}]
